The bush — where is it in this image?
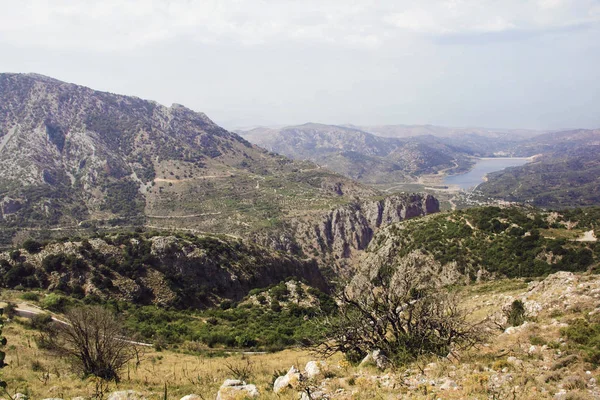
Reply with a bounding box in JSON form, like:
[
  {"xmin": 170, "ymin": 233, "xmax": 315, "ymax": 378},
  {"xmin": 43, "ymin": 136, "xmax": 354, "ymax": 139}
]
[
  {"xmin": 20, "ymin": 292, "xmax": 40, "ymax": 302},
  {"xmin": 41, "ymin": 293, "xmax": 70, "ymax": 312},
  {"xmin": 30, "ymin": 313, "xmax": 53, "ymax": 330},
  {"xmin": 22, "ymin": 239, "xmax": 43, "ymax": 254},
  {"xmin": 506, "ymin": 300, "xmax": 526, "ymax": 327}
]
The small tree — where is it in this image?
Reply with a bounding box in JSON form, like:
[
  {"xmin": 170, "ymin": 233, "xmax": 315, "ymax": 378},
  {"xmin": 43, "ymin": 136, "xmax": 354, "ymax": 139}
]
[
  {"xmin": 313, "ymin": 263, "xmax": 485, "ymax": 367},
  {"xmin": 48, "ymin": 306, "xmax": 137, "ymax": 382}
]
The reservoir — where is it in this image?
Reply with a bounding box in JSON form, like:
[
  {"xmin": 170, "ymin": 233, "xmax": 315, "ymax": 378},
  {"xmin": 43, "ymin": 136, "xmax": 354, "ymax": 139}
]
[{"xmin": 444, "ymin": 158, "xmax": 530, "ymax": 190}]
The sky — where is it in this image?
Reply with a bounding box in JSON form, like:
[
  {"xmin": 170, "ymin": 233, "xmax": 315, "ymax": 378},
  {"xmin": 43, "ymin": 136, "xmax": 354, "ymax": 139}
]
[{"xmin": 0, "ymin": 0, "xmax": 599, "ymax": 130}]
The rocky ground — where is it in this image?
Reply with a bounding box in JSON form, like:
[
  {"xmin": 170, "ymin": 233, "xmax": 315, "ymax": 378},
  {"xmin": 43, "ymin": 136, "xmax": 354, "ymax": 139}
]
[{"xmin": 3, "ymin": 271, "xmax": 600, "ymax": 399}]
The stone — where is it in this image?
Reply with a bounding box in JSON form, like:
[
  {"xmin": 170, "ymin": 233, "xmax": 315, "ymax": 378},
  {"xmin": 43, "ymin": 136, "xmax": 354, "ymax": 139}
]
[
  {"xmin": 107, "ymin": 391, "xmax": 146, "ymax": 400},
  {"xmin": 305, "ymin": 360, "xmax": 326, "ymax": 379},
  {"xmin": 216, "ymin": 379, "xmax": 259, "ymax": 400},
  {"xmin": 359, "ymin": 349, "xmax": 390, "ymax": 370},
  {"xmin": 440, "ymin": 379, "xmax": 458, "ymax": 390},
  {"xmin": 180, "ymin": 396, "xmax": 203, "ymax": 400},
  {"xmin": 273, "ymin": 366, "xmax": 302, "ymax": 393},
  {"xmin": 14, "ymin": 395, "xmax": 28, "ymax": 400}
]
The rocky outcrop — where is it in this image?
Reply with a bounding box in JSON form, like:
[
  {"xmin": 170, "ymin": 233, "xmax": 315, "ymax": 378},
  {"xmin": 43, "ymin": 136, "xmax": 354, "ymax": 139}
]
[
  {"xmin": 253, "ymin": 193, "xmax": 440, "ymax": 272},
  {"xmin": 273, "ymin": 366, "xmax": 303, "ymax": 394},
  {"xmin": 216, "ymin": 379, "xmax": 259, "ymax": 400},
  {"xmin": 0, "ymin": 232, "xmax": 329, "ymax": 309}
]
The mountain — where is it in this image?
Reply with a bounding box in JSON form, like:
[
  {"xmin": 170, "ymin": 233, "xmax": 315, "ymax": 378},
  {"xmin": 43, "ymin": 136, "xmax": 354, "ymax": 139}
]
[
  {"xmin": 478, "ymin": 144, "xmax": 600, "ymax": 208},
  {"xmin": 349, "ymin": 124, "xmax": 546, "ymax": 140},
  {"xmin": 239, "ymin": 123, "xmax": 475, "ymax": 184},
  {"xmin": 0, "ymin": 73, "xmax": 381, "ymax": 246}
]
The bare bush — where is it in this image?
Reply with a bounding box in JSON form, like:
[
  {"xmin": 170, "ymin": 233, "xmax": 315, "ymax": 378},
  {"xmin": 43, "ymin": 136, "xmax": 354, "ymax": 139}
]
[
  {"xmin": 313, "ymin": 265, "xmax": 486, "ymax": 366},
  {"xmin": 47, "ymin": 305, "xmax": 137, "ymax": 382}
]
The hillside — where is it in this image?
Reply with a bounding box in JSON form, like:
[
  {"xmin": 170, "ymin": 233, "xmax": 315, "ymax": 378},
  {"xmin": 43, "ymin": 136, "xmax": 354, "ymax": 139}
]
[
  {"xmin": 0, "ymin": 74, "xmax": 377, "ymax": 246},
  {"xmin": 0, "ymin": 231, "xmax": 328, "ymax": 309},
  {"xmin": 239, "ymin": 123, "xmax": 474, "ymax": 184},
  {"xmin": 478, "ymin": 140, "xmax": 600, "ymax": 208},
  {"xmin": 364, "ymin": 206, "xmax": 599, "ymax": 282}
]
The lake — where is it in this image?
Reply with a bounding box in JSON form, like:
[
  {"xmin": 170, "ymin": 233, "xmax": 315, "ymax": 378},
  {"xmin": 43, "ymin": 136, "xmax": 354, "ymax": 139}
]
[{"xmin": 444, "ymin": 158, "xmax": 530, "ymax": 190}]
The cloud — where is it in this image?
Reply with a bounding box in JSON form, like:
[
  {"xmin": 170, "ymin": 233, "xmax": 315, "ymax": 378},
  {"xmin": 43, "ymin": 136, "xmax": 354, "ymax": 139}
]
[{"xmin": 0, "ymin": 0, "xmax": 598, "ymax": 51}]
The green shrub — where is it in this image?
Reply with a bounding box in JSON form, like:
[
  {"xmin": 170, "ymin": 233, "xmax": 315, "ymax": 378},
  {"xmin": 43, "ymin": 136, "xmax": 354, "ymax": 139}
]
[
  {"xmin": 30, "ymin": 313, "xmax": 53, "ymax": 330},
  {"xmin": 41, "ymin": 293, "xmax": 70, "ymax": 312},
  {"xmin": 20, "ymin": 292, "xmax": 40, "ymax": 302},
  {"xmin": 22, "ymin": 239, "xmax": 43, "ymax": 254},
  {"xmin": 561, "ymin": 319, "xmax": 600, "ymax": 364},
  {"xmin": 506, "ymin": 300, "xmax": 526, "ymax": 327}
]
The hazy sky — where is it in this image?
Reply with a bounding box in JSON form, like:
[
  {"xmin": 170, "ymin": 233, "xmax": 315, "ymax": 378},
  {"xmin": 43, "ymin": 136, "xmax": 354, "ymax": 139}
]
[{"xmin": 1, "ymin": 0, "xmax": 599, "ymax": 130}]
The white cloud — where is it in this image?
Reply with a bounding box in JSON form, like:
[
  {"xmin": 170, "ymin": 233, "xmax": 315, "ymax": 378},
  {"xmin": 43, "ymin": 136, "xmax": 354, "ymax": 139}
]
[{"xmin": 0, "ymin": 0, "xmax": 598, "ymax": 51}]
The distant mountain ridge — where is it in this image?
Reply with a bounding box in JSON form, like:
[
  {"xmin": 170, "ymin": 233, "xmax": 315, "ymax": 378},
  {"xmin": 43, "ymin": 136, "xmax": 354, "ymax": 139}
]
[
  {"xmin": 239, "ymin": 123, "xmax": 476, "ymax": 184},
  {"xmin": 478, "ymin": 130, "xmax": 600, "ymax": 208}
]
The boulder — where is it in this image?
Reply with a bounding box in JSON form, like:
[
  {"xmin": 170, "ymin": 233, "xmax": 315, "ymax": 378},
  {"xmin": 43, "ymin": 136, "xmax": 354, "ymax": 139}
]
[
  {"xmin": 440, "ymin": 379, "xmax": 458, "ymax": 390},
  {"xmin": 107, "ymin": 391, "xmax": 146, "ymax": 400},
  {"xmin": 359, "ymin": 349, "xmax": 390, "ymax": 370},
  {"xmin": 273, "ymin": 366, "xmax": 302, "ymax": 393},
  {"xmin": 216, "ymin": 379, "xmax": 259, "ymax": 400},
  {"xmin": 304, "ymin": 360, "xmax": 326, "ymax": 379}
]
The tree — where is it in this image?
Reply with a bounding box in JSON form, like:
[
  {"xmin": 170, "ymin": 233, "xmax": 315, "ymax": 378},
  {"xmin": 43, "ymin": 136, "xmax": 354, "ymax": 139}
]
[
  {"xmin": 313, "ymin": 260, "xmax": 485, "ymax": 367},
  {"xmin": 48, "ymin": 306, "xmax": 137, "ymax": 382}
]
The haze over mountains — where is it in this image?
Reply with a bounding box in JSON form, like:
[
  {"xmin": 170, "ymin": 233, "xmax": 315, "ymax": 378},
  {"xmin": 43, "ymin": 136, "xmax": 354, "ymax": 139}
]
[{"xmin": 238, "ymin": 122, "xmax": 600, "ymax": 208}]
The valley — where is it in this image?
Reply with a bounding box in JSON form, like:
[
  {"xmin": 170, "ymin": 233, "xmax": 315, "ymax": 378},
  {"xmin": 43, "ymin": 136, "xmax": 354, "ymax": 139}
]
[{"xmin": 0, "ymin": 73, "xmax": 599, "ymax": 400}]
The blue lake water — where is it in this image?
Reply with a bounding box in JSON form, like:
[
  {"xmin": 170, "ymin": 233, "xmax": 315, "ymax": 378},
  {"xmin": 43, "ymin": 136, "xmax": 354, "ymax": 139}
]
[{"xmin": 444, "ymin": 158, "xmax": 530, "ymax": 190}]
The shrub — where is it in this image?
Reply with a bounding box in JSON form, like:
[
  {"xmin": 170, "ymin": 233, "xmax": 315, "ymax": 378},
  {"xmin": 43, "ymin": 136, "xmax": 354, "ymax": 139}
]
[
  {"xmin": 22, "ymin": 239, "xmax": 43, "ymax": 254},
  {"xmin": 20, "ymin": 292, "xmax": 40, "ymax": 302},
  {"xmin": 506, "ymin": 300, "xmax": 526, "ymax": 327},
  {"xmin": 30, "ymin": 313, "xmax": 53, "ymax": 330},
  {"xmin": 41, "ymin": 293, "xmax": 70, "ymax": 312},
  {"xmin": 46, "ymin": 305, "xmax": 137, "ymax": 382}
]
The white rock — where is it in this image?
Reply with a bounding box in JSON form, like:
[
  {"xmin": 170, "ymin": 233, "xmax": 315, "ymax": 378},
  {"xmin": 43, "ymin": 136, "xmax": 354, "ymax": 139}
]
[
  {"xmin": 440, "ymin": 379, "xmax": 458, "ymax": 390},
  {"xmin": 180, "ymin": 396, "xmax": 203, "ymax": 400},
  {"xmin": 359, "ymin": 349, "xmax": 390, "ymax": 369},
  {"xmin": 273, "ymin": 366, "xmax": 302, "ymax": 394},
  {"xmin": 216, "ymin": 380, "xmax": 259, "ymax": 400},
  {"xmin": 507, "ymin": 356, "xmax": 523, "ymax": 366},
  {"xmin": 305, "ymin": 361, "xmax": 326, "ymax": 379},
  {"xmin": 14, "ymin": 395, "xmax": 28, "ymax": 400},
  {"xmin": 107, "ymin": 392, "xmax": 146, "ymax": 400},
  {"xmin": 528, "ymin": 345, "xmax": 537, "ymax": 354}
]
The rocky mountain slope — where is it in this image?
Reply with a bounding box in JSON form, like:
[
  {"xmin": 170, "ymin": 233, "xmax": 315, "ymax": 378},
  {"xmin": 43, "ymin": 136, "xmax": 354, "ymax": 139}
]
[
  {"xmin": 252, "ymin": 193, "xmax": 440, "ymax": 274},
  {"xmin": 362, "ymin": 206, "xmax": 599, "ymax": 282},
  {"xmin": 0, "ymin": 73, "xmax": 379, "ymax": 246},
  {"xmin": 478, "ymin": 131, "xmax": 600, "ymax": 208},
  {"xmin": 239, "ymin": 123, "xmax": 474, "ymax": 184},
  {"xmin": 0, "ymin": 231, "xmax": 328, "ymax": 308}
]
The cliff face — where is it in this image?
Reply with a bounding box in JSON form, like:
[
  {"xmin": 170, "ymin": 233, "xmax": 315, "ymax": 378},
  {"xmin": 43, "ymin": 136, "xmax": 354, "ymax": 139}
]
[{"xmin": 253, "ymin": 193, "xmax": 440, "ymax": 272}]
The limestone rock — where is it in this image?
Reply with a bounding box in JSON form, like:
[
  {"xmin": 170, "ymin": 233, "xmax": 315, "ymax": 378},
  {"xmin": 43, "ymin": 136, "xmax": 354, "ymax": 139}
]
[
  {"xmin": 305, "ymin": 360, "xmax": 326, "ymax": 379},
  {"xmin": 273, "ymin": 366, "xmax": 302, "ymax": 394},
  {"xmin": 107, "ymin": 391, "xmax": 146, "ymax": 400},
  {"xmin": 216, "ymin": 379, "xmax": 259, "ymax": 400},
  {"xmin": 360, "ymin": 349, "xmax": 390, "ymax": 370}
]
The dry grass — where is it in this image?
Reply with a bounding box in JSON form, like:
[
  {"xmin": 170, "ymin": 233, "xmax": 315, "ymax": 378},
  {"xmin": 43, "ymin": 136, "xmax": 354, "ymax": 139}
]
[{"xmin": 1, "ymin": 321, "xmax": 330, "ymax": 399}]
